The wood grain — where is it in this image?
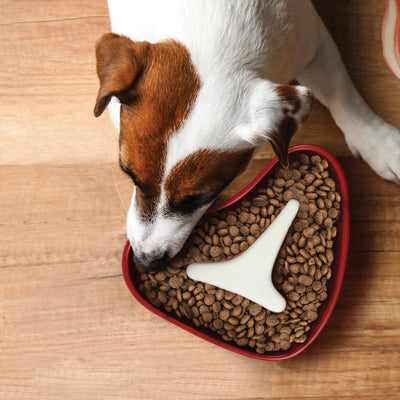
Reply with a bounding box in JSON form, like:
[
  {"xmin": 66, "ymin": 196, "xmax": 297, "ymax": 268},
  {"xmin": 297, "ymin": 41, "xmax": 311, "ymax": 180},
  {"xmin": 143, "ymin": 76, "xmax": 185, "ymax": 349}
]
[{"xmin": 1, "ymin": 1, "xmax": 400, "ymax": 399}]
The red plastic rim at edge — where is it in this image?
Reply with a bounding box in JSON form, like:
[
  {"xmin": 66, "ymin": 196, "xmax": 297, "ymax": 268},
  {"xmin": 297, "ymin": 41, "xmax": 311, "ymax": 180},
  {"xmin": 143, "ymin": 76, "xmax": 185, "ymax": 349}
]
[
  {"xmin": 382, "ymin": 0, "xmax": 400, "ymax": 80},
  {"xmin": 122, "ymin": 144, "xmax": 350, "ymax": 361}
]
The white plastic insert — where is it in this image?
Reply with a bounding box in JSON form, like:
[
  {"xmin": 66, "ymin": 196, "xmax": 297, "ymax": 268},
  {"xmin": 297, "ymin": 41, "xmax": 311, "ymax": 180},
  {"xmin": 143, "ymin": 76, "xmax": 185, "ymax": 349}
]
[{"xmin": 187, "ymin": 199, "xmax": 300, "ymax": 313}]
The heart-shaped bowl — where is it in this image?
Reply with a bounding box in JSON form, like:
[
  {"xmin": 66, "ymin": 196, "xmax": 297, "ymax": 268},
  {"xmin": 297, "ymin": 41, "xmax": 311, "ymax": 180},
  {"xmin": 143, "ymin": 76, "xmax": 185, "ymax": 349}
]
[{"xmin": 122, "ymin": 144, "xmax": 349, "ymax": 360}]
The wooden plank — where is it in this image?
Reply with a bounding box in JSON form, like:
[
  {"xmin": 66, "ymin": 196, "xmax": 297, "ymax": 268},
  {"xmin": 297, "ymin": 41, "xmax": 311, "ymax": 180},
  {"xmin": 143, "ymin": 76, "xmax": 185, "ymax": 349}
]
[
  {"xmin": 0, "ymin": 1, "xmax": 108, "ymax": 25},
  {"xmin": 1, "ymin": 160, "xmax": 399, "ymax": 399},
  {"xmin": 1, "ymin": 0, "xmax": 400, "ymax": 165},
  {"xmin": 1, "ymin": 0, "xmax": 400, "ymax": 398},
  {"xmin": 0, "ymin": 9, "xmax": 114, "ymax": 165}
]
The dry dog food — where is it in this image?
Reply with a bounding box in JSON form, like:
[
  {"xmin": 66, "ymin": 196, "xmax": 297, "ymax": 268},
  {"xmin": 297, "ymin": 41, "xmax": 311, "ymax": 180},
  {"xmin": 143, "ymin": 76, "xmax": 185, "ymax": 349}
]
[{"xmin": 138, "ymin": 154, "xmax": 341, "ymax": 354}]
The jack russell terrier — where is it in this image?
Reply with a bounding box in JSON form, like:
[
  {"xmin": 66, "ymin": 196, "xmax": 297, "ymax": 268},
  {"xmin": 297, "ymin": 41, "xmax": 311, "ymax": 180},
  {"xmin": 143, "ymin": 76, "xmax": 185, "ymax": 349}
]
[{"xmin": 94, "ymin": 0, "xmax": 400, "ymax": 271}]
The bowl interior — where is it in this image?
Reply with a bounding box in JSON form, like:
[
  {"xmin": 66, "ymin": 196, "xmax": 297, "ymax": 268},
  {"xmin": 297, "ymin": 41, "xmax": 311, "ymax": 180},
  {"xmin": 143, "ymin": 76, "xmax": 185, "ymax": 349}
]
[{"xmin": 122, "ymin": 144, "xmax": 349, "ymax": 360}]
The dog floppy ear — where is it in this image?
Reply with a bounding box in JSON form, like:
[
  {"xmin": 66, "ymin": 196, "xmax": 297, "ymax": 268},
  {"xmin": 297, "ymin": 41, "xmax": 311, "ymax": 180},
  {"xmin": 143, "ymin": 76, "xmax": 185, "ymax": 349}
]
[
  {"xmin": 237, "ymin": 80, "xmax": 312, "ymax": 167},
  {"xmin": 94, "ymin": 33, "xmax": 150, "ymax": 117}
]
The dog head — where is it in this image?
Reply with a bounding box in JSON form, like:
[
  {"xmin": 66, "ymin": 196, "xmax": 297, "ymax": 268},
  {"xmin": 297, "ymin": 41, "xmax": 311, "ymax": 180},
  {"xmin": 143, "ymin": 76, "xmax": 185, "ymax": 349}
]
[{"xmin": 94, "ymin": 33, "xmax": 312, "ymax": 271}]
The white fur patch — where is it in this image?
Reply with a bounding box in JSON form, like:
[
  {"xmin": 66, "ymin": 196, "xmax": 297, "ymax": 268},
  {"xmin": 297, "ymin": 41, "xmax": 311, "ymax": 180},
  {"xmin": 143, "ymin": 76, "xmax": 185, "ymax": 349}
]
[
  {"xmin": 107, "ymin": 0, "xmax": 321, "ymax": 258},
  {"xmin": 108, "ymin": 96, "xmax": 121, "ymax": 132},
  {"xmin": 126, "ymin": 186, "xmax": 210, "ymax": 258}
]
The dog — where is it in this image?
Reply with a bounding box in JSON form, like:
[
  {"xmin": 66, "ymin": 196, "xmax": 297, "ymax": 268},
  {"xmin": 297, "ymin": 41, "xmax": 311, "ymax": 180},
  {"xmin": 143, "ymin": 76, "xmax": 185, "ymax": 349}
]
[{"xmin": 94, "ymin": 0, "xmax": 400, "ymax": 271}]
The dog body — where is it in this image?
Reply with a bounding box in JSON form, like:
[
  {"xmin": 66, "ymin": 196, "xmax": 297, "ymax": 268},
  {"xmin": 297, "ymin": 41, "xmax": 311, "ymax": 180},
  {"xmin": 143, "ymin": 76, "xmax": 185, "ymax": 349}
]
[{"xmin": 95, "ymin": 0, "xmax": 400, "ymax": 270}]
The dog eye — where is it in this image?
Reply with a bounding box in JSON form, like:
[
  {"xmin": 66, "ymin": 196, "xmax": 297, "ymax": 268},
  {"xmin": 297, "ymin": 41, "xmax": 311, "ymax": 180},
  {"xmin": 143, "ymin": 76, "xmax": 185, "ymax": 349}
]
[
  {"xmin": 119, "ymin": 159, "xmax": 143, "ymax": 187},
  {"xmin": 136, "ymin": 186, "xmax": 151, "ymax": 200},
  {"xmin": 171, "ymin": 194, "xmax": 213, "ymax": 213}
]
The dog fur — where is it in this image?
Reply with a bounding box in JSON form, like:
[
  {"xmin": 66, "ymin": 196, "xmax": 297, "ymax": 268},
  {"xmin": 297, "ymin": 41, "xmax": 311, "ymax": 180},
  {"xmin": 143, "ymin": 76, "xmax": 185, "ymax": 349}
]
[{"xmin": 95, "ymin": 0, "xmax": 400, "ymax": 270}]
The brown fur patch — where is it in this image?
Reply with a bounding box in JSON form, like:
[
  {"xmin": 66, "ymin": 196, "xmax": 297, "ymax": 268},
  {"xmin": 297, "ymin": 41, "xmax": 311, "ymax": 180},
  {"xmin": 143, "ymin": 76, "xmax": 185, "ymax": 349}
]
[
  {"xmin": 164, "ymin": 149, "xmax": 254, "ymax": 209},
  {"xmin": 94, "ymin": 33, "xmax": 150, "ymax": 117},
  {"xmin": 269, "ymin": 116, "xmax": 297, "ymax": 168},
  {"xmin": 275, "ymin": 85, "xmax": 301, "ymax": 114},
  {"xmin": 272, "ymin": 85, "xmax": 312, "ymax": 167},
  {"xmin": 117, "ymin": 40, "xmax": 201, "ymax": 215}
]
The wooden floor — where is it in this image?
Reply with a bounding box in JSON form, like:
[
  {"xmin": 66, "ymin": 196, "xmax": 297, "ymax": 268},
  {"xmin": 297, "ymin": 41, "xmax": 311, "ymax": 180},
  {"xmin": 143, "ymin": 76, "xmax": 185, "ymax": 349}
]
[{"xmin": 1, "ymin": 1, "xmax": 399, "ymax": 399}]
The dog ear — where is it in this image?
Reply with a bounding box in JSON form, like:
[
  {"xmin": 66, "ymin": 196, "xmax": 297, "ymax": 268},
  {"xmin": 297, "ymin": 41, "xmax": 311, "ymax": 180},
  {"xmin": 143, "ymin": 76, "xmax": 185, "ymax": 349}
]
[
  {"xmin": 94, "ymin": 33, "xmax": 150, "ymax": 117},
  {"xmin": 237, "ymin": 80, "xmax": 312, "ymax": 167}
]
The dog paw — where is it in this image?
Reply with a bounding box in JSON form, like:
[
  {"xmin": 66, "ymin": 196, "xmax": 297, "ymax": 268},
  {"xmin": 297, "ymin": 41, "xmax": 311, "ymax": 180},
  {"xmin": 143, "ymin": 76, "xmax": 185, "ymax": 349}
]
[{"xmin": 346, "ymin": 124, "xmax": 400, "ymax": 183}]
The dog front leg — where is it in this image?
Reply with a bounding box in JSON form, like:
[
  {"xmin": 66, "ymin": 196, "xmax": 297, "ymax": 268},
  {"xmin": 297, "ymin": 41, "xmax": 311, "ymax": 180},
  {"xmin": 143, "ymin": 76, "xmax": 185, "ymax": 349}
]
[{"xmin": 296, "ymin": 30, "xmax": 400, "ymax": 182}]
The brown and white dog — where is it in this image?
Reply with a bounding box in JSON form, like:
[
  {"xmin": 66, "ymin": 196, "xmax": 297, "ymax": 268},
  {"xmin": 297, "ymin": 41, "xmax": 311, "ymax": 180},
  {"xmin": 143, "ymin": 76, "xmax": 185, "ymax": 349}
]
[{"xmin": 94, "ymin": 0, "xmax": 400, "ymax": 271}]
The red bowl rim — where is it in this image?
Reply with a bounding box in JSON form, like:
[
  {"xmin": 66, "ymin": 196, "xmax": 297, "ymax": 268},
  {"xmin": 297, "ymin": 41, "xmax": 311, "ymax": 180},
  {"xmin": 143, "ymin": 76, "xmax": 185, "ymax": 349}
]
[{"xmin": 122, "ymin": 144, "xmax": 350, "ymax": 361}]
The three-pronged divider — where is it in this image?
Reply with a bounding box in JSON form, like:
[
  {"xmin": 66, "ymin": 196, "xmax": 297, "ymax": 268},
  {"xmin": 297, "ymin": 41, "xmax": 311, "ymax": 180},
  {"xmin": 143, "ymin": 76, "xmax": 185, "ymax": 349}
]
[
  {"xmin": 122, "ymin": 145, "xmax": 349, "ymax": 360},
  {"xmin": 187, "ymin": 200, "xmax": 300, "ymax": 314}
]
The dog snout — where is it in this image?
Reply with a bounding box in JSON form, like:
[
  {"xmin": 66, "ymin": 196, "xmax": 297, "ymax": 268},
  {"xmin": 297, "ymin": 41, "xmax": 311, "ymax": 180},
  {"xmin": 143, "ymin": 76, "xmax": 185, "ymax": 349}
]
[{"xmin": 133, "ymin": 250, "xmax": 170, "ymax": 271}]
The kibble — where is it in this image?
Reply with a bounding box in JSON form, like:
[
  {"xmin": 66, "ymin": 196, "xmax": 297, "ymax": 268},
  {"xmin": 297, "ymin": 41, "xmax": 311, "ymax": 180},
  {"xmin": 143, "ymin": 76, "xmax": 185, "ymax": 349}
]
[{"xmin": 138, "ymin": 154, "xmax": 341, "ymax": 354}]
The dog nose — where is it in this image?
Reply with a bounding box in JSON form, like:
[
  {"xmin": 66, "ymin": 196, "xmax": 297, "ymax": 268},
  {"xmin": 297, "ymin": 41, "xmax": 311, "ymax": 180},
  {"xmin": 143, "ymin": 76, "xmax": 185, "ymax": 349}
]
[{"xmin": 133, "ymin": 250, "xmax": 170, "ymax": 271}]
